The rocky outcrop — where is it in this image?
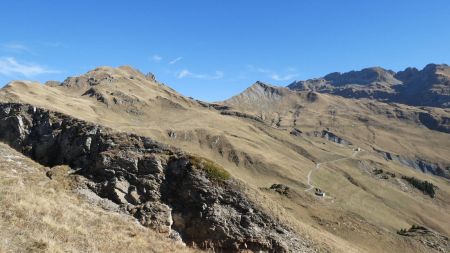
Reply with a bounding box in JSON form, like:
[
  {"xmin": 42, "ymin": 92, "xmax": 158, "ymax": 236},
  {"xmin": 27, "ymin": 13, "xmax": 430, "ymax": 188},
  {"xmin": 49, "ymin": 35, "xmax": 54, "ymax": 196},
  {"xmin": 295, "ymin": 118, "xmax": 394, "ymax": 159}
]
[
  {"xmin": 220, "ymin": 110, "xmax": 265, "ymax": 123},
  {"xmin": 417, "ymin": 112, "xmax": 450, "ymax": 133},
  {"xmin": 315, "ymin": 130, "xmax": 352, "ymax": 145},
  {"xmin": 0, "ymin": 102, "xmax": 311, "ymax": 252},
  {"xmin": 289, "ymin": 128, "xmax": 303, "ymax": 136},
  {"xmin": 374, "ymin": 148, "xmax": 450, "ymax": 179},
  {"xmin": 269, "ymin": 184, "xmax": 291, "ymax": 197},
  {"xmin": 397, "ymin": 225, "xmax": 450, "ymax": 252}
]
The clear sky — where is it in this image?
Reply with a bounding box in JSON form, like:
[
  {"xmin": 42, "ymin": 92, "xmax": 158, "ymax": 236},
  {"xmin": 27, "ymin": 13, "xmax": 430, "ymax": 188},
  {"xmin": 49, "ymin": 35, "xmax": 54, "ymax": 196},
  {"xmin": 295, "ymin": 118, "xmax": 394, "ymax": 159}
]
[{"xmin": 1, "ymin": 0, "xmax": 449, "ymax": 101}]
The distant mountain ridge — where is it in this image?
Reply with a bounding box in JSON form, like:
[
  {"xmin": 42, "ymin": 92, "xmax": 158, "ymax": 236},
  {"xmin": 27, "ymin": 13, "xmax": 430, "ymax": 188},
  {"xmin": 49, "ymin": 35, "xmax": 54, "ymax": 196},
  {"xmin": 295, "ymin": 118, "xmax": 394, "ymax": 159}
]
[{"xmin": 288, "ymin": 63, "xmax": 450, "ymax": 108}]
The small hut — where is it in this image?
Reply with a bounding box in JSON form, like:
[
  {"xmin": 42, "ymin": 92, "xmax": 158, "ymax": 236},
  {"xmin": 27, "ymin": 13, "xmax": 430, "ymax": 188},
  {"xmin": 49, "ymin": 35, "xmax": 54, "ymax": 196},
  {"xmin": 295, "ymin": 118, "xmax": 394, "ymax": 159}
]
[{"xmin": 315, "ymin": 188, "xmax": 325, "ymax": 197}]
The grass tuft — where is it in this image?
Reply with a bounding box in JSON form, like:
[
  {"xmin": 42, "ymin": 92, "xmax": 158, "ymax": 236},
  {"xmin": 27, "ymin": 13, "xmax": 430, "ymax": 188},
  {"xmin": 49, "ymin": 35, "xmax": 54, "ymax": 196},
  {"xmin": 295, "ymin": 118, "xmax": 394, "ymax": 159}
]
[{"xmin": 189, "ymin": 155, "xmax": 231, "ymax": 182}]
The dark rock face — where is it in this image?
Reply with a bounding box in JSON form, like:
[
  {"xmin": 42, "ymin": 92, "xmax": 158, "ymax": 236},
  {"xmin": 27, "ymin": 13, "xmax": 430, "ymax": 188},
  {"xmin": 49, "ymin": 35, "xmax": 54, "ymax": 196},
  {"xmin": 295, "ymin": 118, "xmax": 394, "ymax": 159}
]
[
  {"xmin": 417, "ymin": 112, "xmax": 450, "ymax": 133},
  {"xmin": 289, "ymin": 128, "xmax": 303, "ymax": 136},
  {"xmin": 374, "ymin": 148, "xmax": 450, "ymax": 179},
  {"xmin": 313, "ymin": 130, "xmax": 352, "ymax": 145},
  {"xmin": 0, "ymin": 102, "xmax": 309, "ymax": 252},
  {"xmin": 288, "ymin": 64, "xmax": 450, "ymax": 108}
]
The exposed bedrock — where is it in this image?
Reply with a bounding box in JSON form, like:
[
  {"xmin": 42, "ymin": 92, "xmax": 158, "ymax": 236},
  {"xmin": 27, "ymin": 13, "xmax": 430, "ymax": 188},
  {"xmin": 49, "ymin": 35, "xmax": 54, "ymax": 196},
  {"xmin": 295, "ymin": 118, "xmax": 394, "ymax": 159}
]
[
  {"xmin": 310, "ymin": 130, "xmax": 352, "ymax": 145},
  {"xmin": 374, "ymin": 148, "xmax": 450, "ymax": 179},
  {"xmin": 0, "ymin": 103, "xmax": 310, "ymax": 252},
  {"xmin": 417, "ymin": 112, "xmax": 450, "ymax": 134}
]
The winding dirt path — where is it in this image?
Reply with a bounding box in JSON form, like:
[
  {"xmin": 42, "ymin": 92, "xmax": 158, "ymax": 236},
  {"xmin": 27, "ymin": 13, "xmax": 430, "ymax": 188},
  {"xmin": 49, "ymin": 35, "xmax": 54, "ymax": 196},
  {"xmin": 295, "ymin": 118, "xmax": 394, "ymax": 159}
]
[{"xmin": 305, "ymin": 148, "xmax": 361, "ymax": 192}]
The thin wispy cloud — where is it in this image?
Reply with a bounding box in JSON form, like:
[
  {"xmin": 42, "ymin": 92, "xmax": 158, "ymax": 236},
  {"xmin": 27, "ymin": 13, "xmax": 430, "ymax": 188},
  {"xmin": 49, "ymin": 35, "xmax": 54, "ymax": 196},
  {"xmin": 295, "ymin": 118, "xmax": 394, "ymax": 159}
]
[
  {"xmin": 1, "ymin": 43, "xmax": 32, "ymax": 54},
  {"xmin": 169, "ymin": 56, "xmax": 183, "ymax": 65},
  {"xmin": 177, "ymin": 69, "xmax": 224, "ymax": 80},
  {"xmin": 246, "ymin": 64, "xmax": 299, "ymax": 82},
  {"xmin": 177, "ymin": 69, "xmax": 191, "ymax": 79},
  {"xmin": 0, "ymin": 57, "xmax": 59, "ymax": 77},
  {"xmin": 270, "ymin": 73, "xmax": 298, "ymax": 81},
  {"xmin": 151, "ymin": 54, "xmax": 162, "ymax": 62}
]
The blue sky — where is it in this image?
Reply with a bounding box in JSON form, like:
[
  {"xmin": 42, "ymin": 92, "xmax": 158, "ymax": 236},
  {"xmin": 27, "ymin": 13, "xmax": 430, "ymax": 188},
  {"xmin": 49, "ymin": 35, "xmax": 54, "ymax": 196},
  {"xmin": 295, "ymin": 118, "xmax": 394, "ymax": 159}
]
[{"xmin": 1, "ymin": 0, "xmax": 449, "ymax": 101}]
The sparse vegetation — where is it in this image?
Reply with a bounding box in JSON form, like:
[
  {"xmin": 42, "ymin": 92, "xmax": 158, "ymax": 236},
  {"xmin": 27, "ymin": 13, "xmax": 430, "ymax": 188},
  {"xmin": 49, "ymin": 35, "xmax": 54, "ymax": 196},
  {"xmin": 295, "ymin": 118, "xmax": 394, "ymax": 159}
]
[
  {"xmin": 402, "ymin": 176, "xmax": 436, "ymax": 198},
  {"xmin": 372, "ymin": 169, "xmax": 396, "ymax": 179},
  {"xmin": 373, "ymin": 168, "xmax": 384, "ymax": 175},
  {"xmin": 397, "ymin": 224, "xmax": 429, "ymax": 236},
  {"xmin": 386, "ymin": 171, "xmax": 396, "ymax": 178},
  {"xmin": 189, "ymin": 155, "xmax": 231, "ymax": 181},
  {"xmin": 397, "ymin": 228, "xmax": 408, "ymax": 236}
]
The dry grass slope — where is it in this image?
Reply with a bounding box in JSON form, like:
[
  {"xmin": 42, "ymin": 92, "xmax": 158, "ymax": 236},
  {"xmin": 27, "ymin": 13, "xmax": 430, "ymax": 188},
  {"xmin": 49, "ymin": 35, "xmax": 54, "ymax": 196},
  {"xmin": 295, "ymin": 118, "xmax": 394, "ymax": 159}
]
[{"xmin": 0, "ymin": 143, "xmax": 198, "ymax": 253}]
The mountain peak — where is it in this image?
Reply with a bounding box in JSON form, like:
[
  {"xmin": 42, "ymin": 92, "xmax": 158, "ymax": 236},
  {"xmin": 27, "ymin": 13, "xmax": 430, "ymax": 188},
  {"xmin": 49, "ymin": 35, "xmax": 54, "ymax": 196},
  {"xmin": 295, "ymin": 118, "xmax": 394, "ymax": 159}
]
[
  {"xmin": 246, "ymin": 81, "xmax": 289, "ymax": 96},
  {"xmin": 252, "ymin": 80, "xmax": 277, "ymax": 88},
  {"xmin": 58, "ymin": 66, "xmax": 159, "ymax": 89}
]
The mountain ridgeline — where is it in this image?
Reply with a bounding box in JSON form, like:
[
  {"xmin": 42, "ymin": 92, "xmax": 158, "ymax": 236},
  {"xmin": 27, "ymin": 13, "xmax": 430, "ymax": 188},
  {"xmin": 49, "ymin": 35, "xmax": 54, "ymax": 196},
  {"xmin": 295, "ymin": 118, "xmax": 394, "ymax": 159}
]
[{"xmin": 288, "ymin": 64, "xmax": 450, "ymax": 108}]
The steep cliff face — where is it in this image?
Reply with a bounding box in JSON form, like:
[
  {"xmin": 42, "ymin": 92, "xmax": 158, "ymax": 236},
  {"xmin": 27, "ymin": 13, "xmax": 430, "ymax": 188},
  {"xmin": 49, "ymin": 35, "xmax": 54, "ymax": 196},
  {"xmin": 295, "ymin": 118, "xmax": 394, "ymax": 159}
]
[
  {"xmin": 288, "ymin": 64, "xmax": 450, "ymax": 108},
  {"xmin": 0, "ymin": 102, "xmax": 312, "ymax": 252}
]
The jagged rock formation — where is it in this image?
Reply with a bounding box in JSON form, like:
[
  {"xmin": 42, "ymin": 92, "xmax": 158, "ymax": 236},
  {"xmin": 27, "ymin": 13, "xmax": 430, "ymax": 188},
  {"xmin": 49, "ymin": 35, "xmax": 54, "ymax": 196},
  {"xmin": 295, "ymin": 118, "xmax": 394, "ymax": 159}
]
[
  {"xmin": 0, "ymin": 102, "xmax": 311, "ymax": 252},
  {"xmin": 288, "ymin": 64, "xmax": 450, "ymax": 108}
]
